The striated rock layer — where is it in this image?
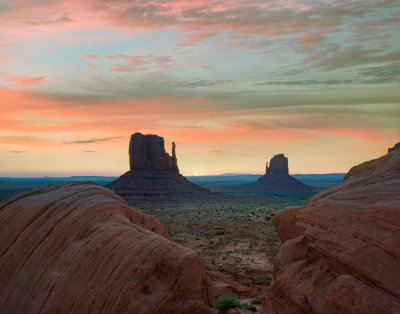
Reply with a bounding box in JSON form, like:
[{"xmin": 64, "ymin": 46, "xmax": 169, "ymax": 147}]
[
  {"xmin": 229, "ymin": 154, "xmax": 313, "ymax": 192},
  {"xmin": 0, "ymin": 182, "xmax": 213, "ymax": 314},
  {"xmin": 264, "ymin": 150, "xmax": 400, "ymax": 313},
  {"xmin": 107, "ymin": 132, "xmax": 225, "ymax": 204}
]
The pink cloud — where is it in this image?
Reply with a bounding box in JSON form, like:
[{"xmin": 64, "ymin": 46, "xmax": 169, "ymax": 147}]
[
  {"xmin": 111, "ymin": 63, "xmax": 137, "ymax": 72},
  {"xmin": 178, "ymin": 31, "xmax": 217, "ymax": 46},
  {"xmin": 82, "ymin": 54, "xmax": 99, "ymax": 59},
  {"xmin": 106, "ymin": 55, "xmax": 146, "ymax": 66},
  {"xmin": 0, "ymin": 0, "xmax": 392, "ymax": 54},
  {"xmin": 297, "ymin": 32, "xmax": 323, "ymax": 45},
  {"xmin": 4, "ymin": 75, "xmax": 45, "ymax": 86},
  {"xmin": 106, "ymin": 54, "xmax": 172, "ymax": 72},
  {"xmin": 85, "ymin": 62, "xmax": 98, "ymax": 70}
]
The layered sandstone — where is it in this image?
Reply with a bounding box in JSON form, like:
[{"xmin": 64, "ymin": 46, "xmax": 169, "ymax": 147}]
[
  {"xmin": 0, "ymin": 182, "xmax": 213, "ymax": 314},
  {"xmin": 264, "ymin": 150, "xmax": 400, "ymax": 313},
  {"xmin": 107, "ymin": 132, "xmax": 225, "ymax": 204}
]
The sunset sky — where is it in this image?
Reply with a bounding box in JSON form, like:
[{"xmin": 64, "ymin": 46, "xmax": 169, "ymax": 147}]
[{"xmin": 0, "ymin": 0, "xmax": 399, "ymax": 176}]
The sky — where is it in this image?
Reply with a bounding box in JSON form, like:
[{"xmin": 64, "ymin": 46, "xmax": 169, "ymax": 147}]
[{"xmin": 0, "ymin": 0, "xmax": 399, "ymax": 176}]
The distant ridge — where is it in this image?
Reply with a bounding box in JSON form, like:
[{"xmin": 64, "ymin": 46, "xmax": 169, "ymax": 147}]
[{"xmin": 186, "ymin": 173, "xmax": 345, "ymax": 183}]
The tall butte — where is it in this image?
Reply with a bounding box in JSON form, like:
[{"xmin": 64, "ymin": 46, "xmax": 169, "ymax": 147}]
[
  {"xmin": 128, "ymin": 133, "xmax": 179, "ymax": 172},
  {"xmin": 106, "ymin": 132, "xmax": 223, "ymax": 204},
  {"xmin": 231, "ymin": 154, "xmax": 313, "ymax": 191}
]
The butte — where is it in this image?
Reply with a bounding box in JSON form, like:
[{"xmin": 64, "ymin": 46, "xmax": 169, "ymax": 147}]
[
  {"xmin": 229, "ymin": 154, "xmax": 314, "ymax": 191},
  {"xmin": 106, "ymin": 132, "xmax": 224, "ymax": 204}
]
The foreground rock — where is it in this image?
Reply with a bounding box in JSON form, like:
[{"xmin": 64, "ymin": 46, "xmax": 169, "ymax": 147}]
[
  {"xmin": 0, "ymin": 182, "xmax": 213, "ymax": 314},
  {"xmin": 107, "ymin": 132, "xmax": 226, "ymax": 204},
  {"xmin": 265, "ymin": 150, "xmax": 400, "ymax": 313},
  {"xmin": 229, "ymin": 154, "xmax": 313, "ymax": 192}
]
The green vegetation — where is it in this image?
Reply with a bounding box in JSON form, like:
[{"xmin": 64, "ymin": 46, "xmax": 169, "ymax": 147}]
[
  {"xmin": 140, "ymin": 202, "xmax": 293, "ymax": 228},
  {"xmin": 214, "ymin": 295, "xmax": 260, "ymax": 313},
  {"xmin": 245, "ymin": 304, "xmax": 257, "ymax": 311},
  {"xmin": 251, "ymin": 297, "xmax": 264, "ymax": 304},
  {"xmin": 215, "ymin": 295, "xmax": 242, "ymax": 313}
]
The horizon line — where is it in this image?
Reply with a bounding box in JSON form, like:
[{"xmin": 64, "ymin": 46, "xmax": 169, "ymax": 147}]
[{"xmin": 0, "ymin": 172, "xmax": 347, "ymax": 178}]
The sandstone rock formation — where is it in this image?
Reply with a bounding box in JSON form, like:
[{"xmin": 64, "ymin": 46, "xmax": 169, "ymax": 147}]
[
  {"xmin": 264, "ymin": 150, "xmax": 400, "ymax": 313},
  {"xmin": 0, "ymin": 182, "xmax": 213, "ymax": 314},
  {"xmin": 129, "ymin": 132, "xmax": 178, "ymax": 172},
  {"xmin": 107, "ymin": 132, "xmax": 225, "ymax": 204},
  {"xmin": 229, "ymin": 154, "xmax": 313, "ymax": 191},
  {"xmin": 388, "ymin": 141, "xmax": 400, "ymax": 153},
  {"xmin": 266, "ymin": 154, "xmax": 289, "ymax": 174}
]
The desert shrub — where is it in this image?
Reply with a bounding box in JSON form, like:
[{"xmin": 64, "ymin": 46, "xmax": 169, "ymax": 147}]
[
  {"xmin": 251, "ymin": 297, "xmax": 264, "ymax": 304},
  {"xmin": 245, "ymin": 304, "xmax": 257, "ymax": 311},
  {"xmin": 215, "ymin": 295, "xmax": 242, "ymax": 313}
]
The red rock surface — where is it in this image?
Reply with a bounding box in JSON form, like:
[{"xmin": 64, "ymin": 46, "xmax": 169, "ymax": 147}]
[
  {"xmin": 272, "ymin": 206, "xmax": 302, "ymax": 243},
  {"xmin": 0, "ymin": 181, "xmax": 213, "ymax": 314},
  {"xmin": 265, "ymin": 150, "xmax": 400, "ymax": 313}
]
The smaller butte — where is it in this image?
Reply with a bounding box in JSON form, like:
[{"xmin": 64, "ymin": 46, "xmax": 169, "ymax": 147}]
[{"xmin": 229, "ymin": 154, "xmax": 314, "ymax": 191}]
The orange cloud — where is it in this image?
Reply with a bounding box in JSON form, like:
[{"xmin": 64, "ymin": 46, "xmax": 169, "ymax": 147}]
[
  {"xmin": 0, "ymin": 83, "xmax": 398, "ymax": 173},
  {"xmin": 320, "ymin": 128, "xmax": 393, "ymax": 146},
  {"xmin": 3, "ymin": 75, "xmax": 45, "ymax": 86}
]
